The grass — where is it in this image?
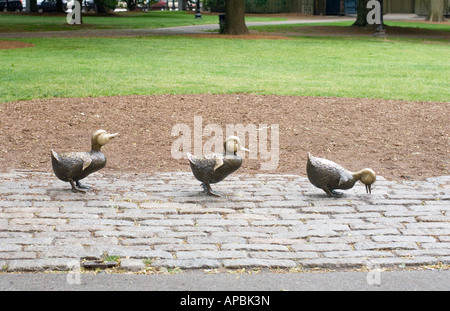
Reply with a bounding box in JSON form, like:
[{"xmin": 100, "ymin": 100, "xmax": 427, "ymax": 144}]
[
  {"xmin": 1, "ymin": 35, "xmax": 449, "ymax": 103},
  {"xmin": 0, "ymin": 11, "xmax": 286, "ymax": 32}
]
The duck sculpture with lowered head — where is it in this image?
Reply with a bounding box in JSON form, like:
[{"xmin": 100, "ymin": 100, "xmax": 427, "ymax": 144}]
[{"xmin": 306, "ymin": 153, "xmax": 376, "ymax": 197}]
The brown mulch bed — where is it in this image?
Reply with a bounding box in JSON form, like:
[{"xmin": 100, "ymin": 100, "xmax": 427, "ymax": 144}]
[
  {"xmin": 185, "ymin": 33, "xmax": 294, "ymax": 40},
  {"xmin": 183, "ymin": 25, "xmax": 450, "ymax": 40},
  {"xmin": 0, "ymin": 40, "xmax": 34, "ymax": 49},
  {"xmin": 261, "ymin": 25, "xmax": 450, "ymax": 39},
  {"xmin": 0, "ymin": 94, "xmax": 448, "ymax": 181}
]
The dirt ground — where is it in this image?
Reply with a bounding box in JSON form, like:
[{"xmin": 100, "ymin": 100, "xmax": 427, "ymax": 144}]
[
  {"xmin": 0, "ymin": 94, "xmax": 448, "ymax": 181},
  {"xmin": 0, "ymin": 18, "xmax": 449, "ymax": 44},
  {"xmin": 253, "ymin": 25, "xmax": 450, "ymax": 39},
  {"xmin": 0, "ymin": 40, "xmax": 34, "ymax": 49}
]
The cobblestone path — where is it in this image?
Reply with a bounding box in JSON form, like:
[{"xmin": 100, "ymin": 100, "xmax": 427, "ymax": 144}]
[{"xmin": 0, "ymin": 171, "xmax": 449, "ymax": 272}]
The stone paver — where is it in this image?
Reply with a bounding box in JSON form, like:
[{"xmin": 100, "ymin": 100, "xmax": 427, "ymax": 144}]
[{"xmin": 0, "ymin": 170, "xmax": 449, "ymax": 272}]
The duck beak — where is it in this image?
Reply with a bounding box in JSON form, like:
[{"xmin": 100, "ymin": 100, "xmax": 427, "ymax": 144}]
[
  {"xmin": 366, "ymin": 184, "xmax": 372, "ymax": 194},
  {"xmin": 108, "ymin": 133, "xmax": 119, "ymax": 139},
  {"xmin": 240, "ymin": 146, "xmax": 250, "ymax": 152}
]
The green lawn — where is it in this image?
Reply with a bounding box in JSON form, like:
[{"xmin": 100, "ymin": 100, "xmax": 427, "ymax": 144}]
[
  {"xmin": 1, "ymin": 35, "xmax": 448, "ymax": 103},
  {"xmin": 0, "ymin": 11, "xmax": 285, "ymax": 32}
]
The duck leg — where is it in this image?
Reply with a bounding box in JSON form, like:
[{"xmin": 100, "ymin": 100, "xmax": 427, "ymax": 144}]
[
  {"xmin": 201, "ymin": 182, "xmax": 221, "ymax": 197},
  {"xmin": 69, "ymin": 179, "xmax": 87, "ymax": 193},
  {"xmin": 201, "ymin": 183, "xmax": 208, "ymax": 193}
]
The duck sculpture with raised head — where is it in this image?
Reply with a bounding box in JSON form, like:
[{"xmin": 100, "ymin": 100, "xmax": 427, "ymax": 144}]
[
  {"xmin": 51, "ymin": 129, "xmax": 118, "ymax": 193},
  {"xmin": 187, "ymin": 136, "xmax": 249, "ymax": 197},
  {"xmin": 306, "ymin": 153, "xmax": 376, "ymax": 197}
]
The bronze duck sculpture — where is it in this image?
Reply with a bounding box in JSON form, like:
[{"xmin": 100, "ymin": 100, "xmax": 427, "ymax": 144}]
[
  {"xmin": 187, "ymin": 136, "xmax": 249, "ymax": 197},
  {"xmin": 51, "ymin": 130, "xmax": 118, "ymax": 192},
  {"xmin": 306, "ymin": 153, "xmax": 376, "ymax": 197}
]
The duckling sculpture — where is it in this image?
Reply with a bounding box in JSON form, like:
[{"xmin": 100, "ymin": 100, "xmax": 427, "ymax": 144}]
[
  {"xmin": 306, "ymin": 153, "xmax": 376, "ymax": 197},
  {"xmin": 187, "ymin": 136, "xmax": 249, "ymax": 197},
  {"xmin": 51, "ymin": 130, "xmax": 118, "ymax": 193}
]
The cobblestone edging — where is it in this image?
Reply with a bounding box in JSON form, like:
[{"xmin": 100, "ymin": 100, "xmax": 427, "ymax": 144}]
[{"xmin": 0, "ymin": 171, "xmax": 449, "ymax": 272}]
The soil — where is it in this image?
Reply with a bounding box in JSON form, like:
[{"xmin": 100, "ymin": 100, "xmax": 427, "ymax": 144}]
[
  {"xmin": 0, "ymin": 40, "xmax": 34, "ymax": 50},
  {"xmin": 0, "ymin": 94, "xmax": 448, "ymax": 181},
  {"xmin": 1, "ymin": 15, "xmax": 449, "ymax": 41},
  {"xmin": 257, "ymin": 25, "xmax": 450, "ymax": 39},
  {"xmin": 185, "ymin": 33, "xmax": 294, "ymax": 40}
]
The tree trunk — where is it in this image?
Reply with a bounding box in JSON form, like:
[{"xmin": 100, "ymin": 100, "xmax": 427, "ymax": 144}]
[
  {"xmin": 125, "ymin": 0, "xmax": 137, "ymax": 11},
  {"xmin": 427, "ymin": 0, "xmax": 446, "ymax": 22},
  {"xmin": 30, "ymin": 0, "xmax": 38, "ymax": 12},
  {"xmin": 56, "ymin": 0, "xmax": 64, "ymax": 12},
  {"xmin": 180, "ymin": 0, "xmax": 187, "ymax": 11},
  {"xmin": 352, "ymin": 0, "xmax": 369, "ymax": 27},
  {"xmin": 76, "ymin": 0, "xmax": 83, "ymax": 24},
  {"xmin": 223, "ymin": 0, "xmax": 250, "ymax": 35}
]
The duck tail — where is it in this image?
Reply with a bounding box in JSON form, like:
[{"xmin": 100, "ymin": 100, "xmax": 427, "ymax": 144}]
[
  {"xmin": 186, "ymin": 152, "xmax": 195, "ymax": 164},
  {"xmin": 51, "ymin": 150, "xmax": 60, "ymax": 163}
]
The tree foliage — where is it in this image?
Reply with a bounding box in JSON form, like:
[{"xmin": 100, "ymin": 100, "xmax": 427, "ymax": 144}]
[
  {"xmin": 94, "ymin": 0, "xmax": 118, "ymax": 13},
  {"xmin": 124, "ymin": 0, "xmax": 155, "ymax": 11}
]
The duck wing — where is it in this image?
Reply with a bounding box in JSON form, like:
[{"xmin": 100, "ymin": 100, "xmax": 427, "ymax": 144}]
[
  {"xmin": 52, "ymin": 151, "xmax": 93, "ymax": 171},
  {"xmin": 82, "ymin": 157, "xmax": 92, "ymax": 171},
  {"xmin": 187, "ymin": 153, "xmax": 224, "ymax": 182},
  {"xmin": 187, "ymin": 153, "xmax": 224, "ymax": 171}
]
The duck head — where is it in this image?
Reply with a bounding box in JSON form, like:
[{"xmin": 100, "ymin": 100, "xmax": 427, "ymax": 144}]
[
  {"xmin": 91, "ymin": 130, "xmax": 118, "ymax": 151},
  {"xmin": 224, "ymin": 136, "xmax": 249, "ymax": 155},
  {"xmin": 359, "ymin": 168, "xmax": 376, "ymax": 194}
]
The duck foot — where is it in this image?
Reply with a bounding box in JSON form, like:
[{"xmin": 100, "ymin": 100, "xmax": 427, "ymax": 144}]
[
  {"xmin": 69, "ymin": 180, "xmax": 87, "ymax": 193},
  {"xmin": 76, "ymin": 181, "xmax": 91, "ymax": 190},
  {"xmin": 201, "ymin": 183, "xmax": 222, "ymax": 197},
  {"xmin": 323, "ymin": 187, "xmax": 344, "ymax": 198},
  {"xmin": 329, "ymin": 189, "xmax": 344, "ymax": 198}
]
